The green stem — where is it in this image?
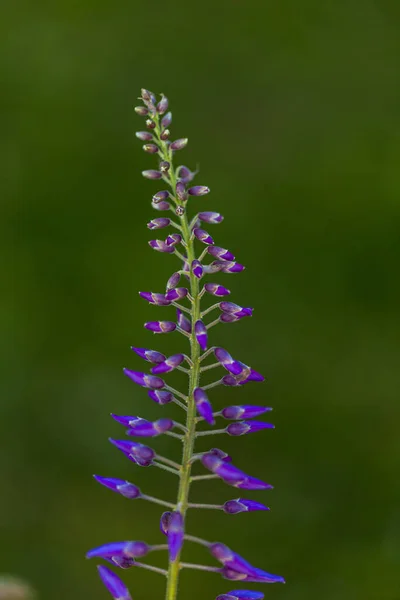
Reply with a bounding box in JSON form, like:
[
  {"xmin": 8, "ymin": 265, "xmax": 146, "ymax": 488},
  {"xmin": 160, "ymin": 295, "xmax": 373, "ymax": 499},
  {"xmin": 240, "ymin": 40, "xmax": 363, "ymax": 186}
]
[{"xmin": 152, "ymin": 114, "xmax": 202, "ymax": 600}]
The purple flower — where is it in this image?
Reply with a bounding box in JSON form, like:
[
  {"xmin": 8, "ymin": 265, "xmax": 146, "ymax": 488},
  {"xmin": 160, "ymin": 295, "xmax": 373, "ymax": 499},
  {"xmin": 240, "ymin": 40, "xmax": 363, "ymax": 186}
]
[
  {"xmin": 201, "ymin": 453, "xmax": 272, "ymax": 490},
  {"xmin": 160, "ymin": 511, "xmax": 172, "ymax": 535},
  {"xmin": 144, "ymin": 321, "xmax": 176, "ymax": 333},
  {"xmin": 176, "ymin": 308, "xmax": 192, "ymax": 333},
  {"xmin": 223, "ymin": 499, "xmax": 269, "ymax": 514},
  {"xmin": 147, "ymin": 217, "xmax": 171, "ymax": 230},
  {"xmin": 195, "ymin": 320, "xmax": 208, "ymax": 350},
  {"xmin": 157, "ymin": 94, "xmax": 169, "ymax": 114},
  {"xmin": 136, "ymin": 131, "xmax": 153, "ymax": 141},
  {"xmin": 188, "ymin": 186, "xmax": 210, "ymax": 196},
  {"xmin": 148, "ymin": 389, "xmax": 174, "ymax": 405},
  {"xmin": 167, "ymin": 511, "xmax": 184, "ymax": 561},
  {"xmin": 220, "ymin": 302, "xmax": 253, "ymax": 317},
  {"xmin": 131, "ymin": 347, "xmax": 166, "ymax": 364},
  {"xmin": 161, "ymin": 111, "xmax": 172, "ymax": 128},
  {"xmin": 166, "ymin": 272, "xmax": 181, "ymax": 290},
  {"xmin": 193, "ymin": 227, "xmax": 214, "ymax": 244},
  {"xmin": 216, "ymin": 591, "xmax": 264, "ymax": 600},
  {"xmin": 170, "ymin": 138, "xmax": 188, "ymax": 151},
  {"xmin": 142, "ymin": 170, "xmax": 162, "ymax": 179},
  {"xmin": 209, "ymin": 447, "xmax": 232, "ymax": 462},
  {"xmin": 194, "ymin": 387, "xmax": 215, "ymax": 425},
  {"xmin": 204, "ymin": 283, "xmax": 231, "ymax": 297},
  {"xmin": 165, "ymin": 287, "xmax": 188, "ymax": 301},
  {"xmin": 208, "ymin": 246, "xmax": 235, "ymax": 261},
  {"xmin": 177, "ymin": 165, "xmax": 197, "ymax": 183},
  {"xmin": 221, "ymin": 405, "xmax": 272, "ymax": 420},
  {"xmin": 123, "ymin": 369, "xmax": 165, "ymax": 389},
  {"xmin": 218, "ymin": 261, "xmax": 245, "ymax": 273},
  {"xmin": 143, "ymin": 143, "xmax": 159, "ymax": 154},
  {"xmin": 152, "ymin": 200, "xmax": 171, "ymax": 211},
  {"xmin": 226, "ymin": 421, "xmax": 275, "ymax": 436},
  {"xmin": 221, "ymin": 566, "xmax": 285, "ymax": 584},
  {"xmin": 214, "ymin": 347, "xmax": 243, "ymax": 375},
  {"xmin": 192, "ymin": 259, "xmax": 203, "ymax": 279},
  {"xmin": 166, "ymin": 233, "xmax": 182, "ymax": 246},
  {"xmin": 152, "ymin": 190, "xmax": 170, "ymax": 203},
  {"xmin": 198, "ymin": 211, "xmax": 224, "ymax": 224},
  {"xmin": 149, "ymin": 239, "xmax": 175, "ymax": 253},
  {"xmin": 112, "ymin": 415, "xmax": 174, "ymax": 437},
  {"xmin": 139, "ymin": 291, "xmax": 171, "ymax": 306},
  {"xmin": 87, "ymin": 540, "xmax": 150, "ymax": 560},
  {"xmin": 97, "ymin": 565, "xmax": 132, "ymax": 600},
  {"xmin": 109, "ymin": 439, "xmax": 155, "ymax": 466},
  {"xmin": 151, "ymin": 353, "xmax": 185, "ymax": 374},
  {"xmin": 93, "ymin": 476, "xmax": 142, "ymax": 499}
]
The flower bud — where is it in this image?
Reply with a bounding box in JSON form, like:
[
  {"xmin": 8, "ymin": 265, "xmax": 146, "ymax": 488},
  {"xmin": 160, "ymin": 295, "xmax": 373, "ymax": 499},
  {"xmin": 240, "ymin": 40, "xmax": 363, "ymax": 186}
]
[
  {"xmin": 152, "ymin": 200, "xmax": 171, "ymax": 211},
  {"xmin": 198, "ymin": 211, "xmax": 224, "ymax": 224},
  {"xmin": 171, "ymin": 138, "xmax": 188, "ymax": 151},
  {"xmin": 226, "ymin": 421, "xmax": 274, "ymax": 436},
  {"xmin": 88, "ymin": 540, "xmax": 150, "ymax": 560},
  {"xmin": 160, "ymin": 128, "xmax": 170, "ymax": 140},
  {"xmin": 194, "ymin": 388, "xmax": 215, "ymax": 425},
  {"xmin": 165, "ymin": 287, "xmax": 188, "ymax": 301},
  {"xmin": 219, "ymin": 302, "xmax": 253, "ymax": 317},
  {"xmin": 109, "ymin": 439, "xmax": 155, "ymax": 466},
  {"xmin": 144, "ymin": 321, "xmax": 177, "ymax": 333},
  {"xmin": 204, "ymin": 283, "xmax": 231, "ymax": 297},
  {"xmin": 152, "ymin": 190, "xmax": 170, "ymax": 203},
  {"xmin": 148, "ymin": 389, "xmax": 174, "ymax": 405},
  {"xmin": 143, "ymin": 143, "xmax": 159, "ymax": 154},
  {"xmin": 145, "ymin": 119, "xmax": 156, "ymax": 130},
  {"xmin": 188, "ymin": 186, "xmax": 210, "ymax": 196},
  {"xmin": 139, "ymin": 291, "xmax": 171, "ymax": 305},
  {"xmin": 125, "ymin": 417, "xmax": 174, "ymax": 437},
  {"xmin": 131, "ymin": 347, "xmax": 166, "ymax": 364},
  {"xmin": 151, "ymin": 353, "xmax": 185, "ymax": 374},
  {"xmin": 97, "ymin": 565, "xmax": 133, "ymax": 599},
  {"xmin": 166, "ymin": 233, "xmax": 182, "ymax": 246},
  {"xmin": 177, "ymin": 165, "xmax": 197, "ymax": 183},
  {"xmin": 193, "ymin": 228, "xmax": 214, "ymax": 244},
  {"xmin": 123, "ymin": 369, "xmax": 165, "ymax": 389},
  {"xmin": 160, "ymin": 511, "xmax": 172, "ymax": 535},
  {"xmin": 176, "ymin": 181, "xmax": 187, "ymax": 201},
  {"xmin": 166, "ymin": 272, "xmax": 181, "ymax": 290},
  {"xmin": 157, "ymin": 94, "xmax": 169, "ymax": 114},
  {"xmin": 160, "ymin": 160, "xmax": 170, "ymax": 172},
  {"xmin": 208, "ymin": 246, "xmax": 235, "ymax": 261},
  {"xmin": 195, "ymin": 319, "xmax": 208, "ymax": 350},
  {"xmin": 141, "ymin": 88, "xmax": 155, "ymax": 103},
  {"xmin": 142, "ymin": 170, "xmax": 162, "ymax": 180},
  {"xmin": 161, "ymin": 112, "xmax": 172, "ymax": 128},
  {"xmin": 222, "ymin": 499, "xmax": 269, "ymax": 515},
  {"xmin": 192, "ymin": 259, "xmax": 203, "ymax": 279},
  {"xmin": 93, "ymin": 476, "xmax": 142, "ymax": 499},
  {"xmin": 149, "ymin": 239, "xmax": 175, "ymax": 253},
  {"xmin": 167, "ymin": 511, "xmax": 184, "ymax": 561},
  {"xmin": 134, "ymin": 106, "xmax": 148, "ymax": 116},
  {"xmin": 135, "ymin": 131, "xmax": 153, "ymax": 141},
  {"xmin": 147, "ymin": 217, "xmax": 171, "ymax": 230},
  {"xmin": 221, "ymin": 405, "xmax": 271, "ymax": 420},
  {"xmin": 177, "ymin": 308, "xmax": 191, "ymax": 333}
]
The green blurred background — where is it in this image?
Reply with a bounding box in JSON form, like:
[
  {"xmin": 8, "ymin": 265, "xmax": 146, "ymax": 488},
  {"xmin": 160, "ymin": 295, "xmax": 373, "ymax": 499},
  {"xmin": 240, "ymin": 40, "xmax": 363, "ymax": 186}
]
[{"xmin": 1, "ymin": 1, "xmax": 400, "ymax": 599}]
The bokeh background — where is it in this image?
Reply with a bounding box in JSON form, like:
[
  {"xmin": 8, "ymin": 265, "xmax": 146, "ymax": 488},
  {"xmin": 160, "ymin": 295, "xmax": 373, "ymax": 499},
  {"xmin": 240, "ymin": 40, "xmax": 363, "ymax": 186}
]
[{"xmin": 1, "ymin": 1, "xmax": 400, "ymax": 599}]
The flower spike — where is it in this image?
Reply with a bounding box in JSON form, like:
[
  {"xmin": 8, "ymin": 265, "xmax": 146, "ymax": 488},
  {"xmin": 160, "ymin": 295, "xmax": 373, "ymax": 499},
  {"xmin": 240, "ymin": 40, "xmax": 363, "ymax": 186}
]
[{"xmin": 88, "ymin": 89, "xmax": 285, "ymax": 599}]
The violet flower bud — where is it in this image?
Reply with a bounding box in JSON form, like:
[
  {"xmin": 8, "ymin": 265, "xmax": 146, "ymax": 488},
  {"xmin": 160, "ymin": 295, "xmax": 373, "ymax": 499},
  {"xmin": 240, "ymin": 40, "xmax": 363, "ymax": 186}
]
[
  {"xmin": 166, "ymin": 272, "xmax": 181, "ymax": 290},
  {"xmin": 210, "ymin": 543, "xmax": 261, "ymax": 578},
  {"xmin": 151, "ymin": 353, "xmax": 185, "ymax": 374},
  {"xmin": 152, "ymin": 200, "xmax": 171, "ymax": 211},
  {"xmin": 145, "ymin": 118, "xmax": 156, "ymax": 130},
  {"xmin": 131, "ymin": 346, "xmax": 166, "ymax": 364},
  {"xmin": 134, "ymin": 106, "xmax": 148, "ymax": 116},
  {"xmin": 87, "ymin": 540, "xmax": 150, "ymax": 560},
  {"xmin": 222, "ymin": 567, "xmax": 285, "ymax": 584},
  {"xmin": 125, "ymin": 417, "xmax": 174, "ymax": 437},
  {"xmin": 170, "ymin": 138, "xmax": 188, "ymax": 151},
  {"xmin": 148, "ymin": 389, "xmax": 174, "ymax": 405},
  {"xmin": 222, "ymin": 405, "xmax": 271, "ymax": 420},
  {"xmin": 216, "ymin": 591, "xmax": 264, "ymax": 600},
  {"xmin": 223, "ymin": 499, "xmax": 269, "ymax": 514},
  {"xmin": 226, "ymin": 421, "xmax": 275, "ymax": 436},
  {"xmin": 160, "ymin": 160, "xmax": 170, "ymax": 172},
  {"xmin": 220, "ymin": 302, "xmax": 253, "ymax": 317},
  {"xmin": 157, "ymin": 94, "xmax": 169, "ymax": 114},
  {"xmin": 177, "ymin": 308, "xmax": 192, "ymax": 333},
  {"xmin": 109, "ymin": 439, "xmax": 155, "ymax": 466},
  {"xmin": 139, "ymin": 291, "xmax": 171, "ymax": 305},
  {"xmin": 188, "ymin": 185, "xmax": 210, "ymax": 196},
  {"xmin": 135, "ymin": 131, "xmax": 153, "ymax": 141},
  {"xmin": 141, "ymin": 88, "xmax": 155, "ymax": 104},
  {"xmin": 198, "ymin": 211, "xmax": 224, "ymax": 224},
  {"xmin": 208, "ymin": 246, "xmax": 235, "ymax": 261},
  {"xmin": 93, "ymin": 476, "xmax": 142, "ymax": 499},
  {"xmin": 195, "ymin": 319, "xmax": 208, "ymax": 350},
  {"xmin": 204, "ymin": 283, "xmax": 231, "ymax": 297},
  {"xmin": 214, "ymin": 348, "xmax": 243, "ymax": 375},
  {"xmin": 160, "ymin": 511, "xmax": 172, "ymax": 535},
  {"xmin": 218, "ymin": 261, "xmax": 245, "ymax": 273},
  {"xmin": 167, "ymin": 511, "xmax": 184, "ymax": 561},
  {"xmin": 192, "ymin": 259, "xmax": 203, "ymax": 279},
  {"xmin": 97, "ymin": 565, "xmax": 132, "ymax": 600},
  {"xmin": 193, "ymin": 228, "xmax": 214, "ymax": 244},
  {"xmin": 147, "ymin": 217, "xmax": 171, "ymax": 230},
  {"xmin": 166, "ymin": 233, "xmax": 182, "ymax": 246},
  {"xmin": 123, "ymin": 369, "xmax": 165, "ymax": 389},
  {"xmin": 201, "ymin": 453, "xmax": 272, "ymax": 490},
  {"xmin": 160, "ymin": 128, "xmax": 170, "ymax": 141},
  {"xmin": 220, "ymin": 313, "xmax": 250, "ymax": 323},
  {"xmin": 209, "ymin": 447, "xmax": 232, "ymax": 462},
  {"xmin": 142, "ymin": 169, "xmax": 162, "ymax": 180},
  {"xmin": 165, "ymin": 287, "xmax": 188, "ymax": 302},
  {"xmin": 177, "ymin": 165, "xmax": 197, "ymax": 183},
  {"xmin": 194, "ymin": 387, "xmax": 215, "ymax": 425},
  {"xmin": 176, "ymin": 181, "xmax": 187, "ymax": 201},
  {"xmin": 149, "ymin": 239, "xmax": 175, "ymax": 253},
  {"xmin": 152, "ymin": 190, "xmax": 170, "ymax": 203},
  {"xmin": 144, "ymin": 320, "xmax": 176, "ymax": 333},
  {"xmin": 143, "ymin": 143, "xmax": 159, "ymax": 154},
  {"xmin": 161, "ymin": 111, "xmax": 172, "ymax": 128}
]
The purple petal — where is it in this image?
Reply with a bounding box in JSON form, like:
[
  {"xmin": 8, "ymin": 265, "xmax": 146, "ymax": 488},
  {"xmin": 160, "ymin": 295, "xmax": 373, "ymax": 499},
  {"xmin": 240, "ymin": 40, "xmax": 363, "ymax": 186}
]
[
  {"xmin": 170, "ymin": 138, "xmax": 188, "ymax": 151},
  {"xmin": 148, "ymin": 389, "xmax": 174, "ymax": 405},
  {"xmin": 176, "ymin": 308, "xmax": 192, "ymax": 333},
  {"xmin": 152, "ymin": 191, "xmax": 170, "ymax": 203},
  {"xmin": 151, "ymin": 353, "xmax": 185, "ymax": 374},
  {"xmin": 194, "ymin": 388, "xmax": 215, "ymax": 425},
  {"xmin": 131, "ymin": 347, "xmax": 166, "ymax": 364},
  {"xmin": 142, "ymin": 170, "xmax": 162, "ymax": 179},
  {"xmin": 165, "ymin": 287, "xmax": 188, "ymax": 301},
  {"xmin": 160, "ymin": 511, "xmax": 172, "ymax": 535},
  {"xmin": 219, "ymin": 261, "xmax": 245, "ymax": 273},
  {"xmin": 123, "ymin": 417, "xmax": 174, "ymax": 437},
  {"xmin": 204, "ymin": 283, "xmax": 231, "ymax": 297},
  {"xmin": 144, "ymin": 321, "xmax": 176, "ymax": 333},
  {"xmin": 152, "ymin": 200, "xmax": 171, "ymax": 211},
  {"xmin": 193, "ymin": 228, "xmax": 214, "ymax": 245},
  {"xmin": 192, "ymin": 260, "xmax": 203, "ymax": 279},
  {"xmin": 166, "ymin": 272, "xmax": 181, "ymax": 290},
  {"xmin": 97, "ymin": 565, "xmax": 132, "ymax": 600},
  {"xmin": 198, "ymin": 211, "xmax": 224, "ymax": 224},
  {"xmin": 226, "ymin": 421, "xmax": 274, "ymax": 436},
  {"xmin": 147, "ymin": 217, "xmax": 171, "ymax": 230},
  {"xmin": 123, "ymin": 369, "xmax": 165, "ymax": 389},
  {"xmin": 188, "ymin": 186, "xmax": 210, "ymax": 196},
  {"xmin": 219, "ymin": 302, "xmax": 253, "ymax": 316},
  {"xmin": 195, "ymin": 320, "xmax": 208, "ymax": 350},
  {"xmin": 201, "ymin": 453, "xmax": 272, "ymax": 490},
  {"xmin": 221, "ymin": 405, "xmax": 271, "ymax": 420},
  {"xmin": 139, "ymin": 291, "xmax": 171, "ymax": 306},
  {"xmin": 149, "ymin": 239, "xmax": 175, "ymax": 253},
  {"xmin": 166, "ymin": 233, "xmax": 182, "ymax": 246},
  {"xmin": 209, "ymin": 448, "xmax": 232, "ymax": 462},
  {"xmin": 161, "ymin": 112, "xmax": 172, "ymax": 128},
  {"xmin": 93, "ymin": 476, "xmax": 141, "ymax": 499},
  {"xmin": 214, "ymin": 348, "xmax": 243, "ymax": 375},
  {"xmin": 216, "ymin": 591, "xmax": 264, "ymax": 600},
  {"xmin": 208, "ymin": 246, "xmax": 235, "ymax": 261},
  {"xmin": 167, "ymin": 511, "xmax": 184, "ymax": 561},
  {"xmin": 109, "ymin": 439, "xmax": 155, "ymax": 466},
  {"xmin": 87, "ymin": 541, "xmax": 149, "ymax": 559},
  {"xmin": 223, "ymin": 499, "xmax": 269, "ymax": 514}
]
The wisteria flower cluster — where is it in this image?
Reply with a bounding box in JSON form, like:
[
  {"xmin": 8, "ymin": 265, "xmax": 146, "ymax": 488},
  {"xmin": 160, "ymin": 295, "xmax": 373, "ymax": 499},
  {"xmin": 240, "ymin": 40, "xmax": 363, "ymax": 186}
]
[{"xmin": 87, "ymin": 89, "xmax": 285, "ymax": 600}]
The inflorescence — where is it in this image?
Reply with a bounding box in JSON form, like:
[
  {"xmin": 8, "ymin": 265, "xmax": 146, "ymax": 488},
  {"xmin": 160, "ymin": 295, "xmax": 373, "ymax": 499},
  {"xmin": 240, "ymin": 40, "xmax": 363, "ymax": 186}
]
[{"xmin": 87, "ymin": 89, "xmax": 285, "ymax": 600}]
